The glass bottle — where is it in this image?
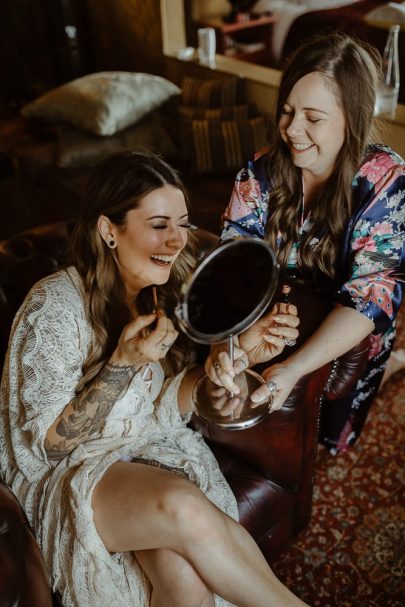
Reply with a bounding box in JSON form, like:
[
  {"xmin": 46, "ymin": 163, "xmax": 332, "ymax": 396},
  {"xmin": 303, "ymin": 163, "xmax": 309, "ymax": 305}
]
[{"xmin": 375, "ymin": 24, "xmax": 400, "ymax": 119}]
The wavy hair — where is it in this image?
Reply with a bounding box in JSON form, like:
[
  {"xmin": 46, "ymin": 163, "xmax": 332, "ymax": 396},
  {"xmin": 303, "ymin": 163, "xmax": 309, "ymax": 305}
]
[
  {"xmin": 265, "ymin": 32, "xmax": 382, "ymax": 282},
  {"xmin": 68, "ymin": 151, "xmax": 198, "ymax": 388}
]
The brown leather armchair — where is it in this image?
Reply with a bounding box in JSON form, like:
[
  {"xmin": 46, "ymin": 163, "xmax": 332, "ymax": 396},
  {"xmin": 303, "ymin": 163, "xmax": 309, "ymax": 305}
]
[{"xmin": 0, "ymin": 222, "xmax": 370, "ymax": 606}]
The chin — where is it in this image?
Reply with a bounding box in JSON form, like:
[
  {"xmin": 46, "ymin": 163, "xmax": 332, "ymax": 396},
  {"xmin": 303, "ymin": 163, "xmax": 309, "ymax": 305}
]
[{"xmin": 153, "ymin": 270, "xmax": 172, "ymax": 285}]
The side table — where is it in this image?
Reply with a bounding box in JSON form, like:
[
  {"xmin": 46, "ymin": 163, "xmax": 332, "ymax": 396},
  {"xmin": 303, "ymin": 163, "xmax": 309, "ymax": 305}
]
[{"xmin": 197, "ymin": 14, "xmax": 278, "ymax": 66}]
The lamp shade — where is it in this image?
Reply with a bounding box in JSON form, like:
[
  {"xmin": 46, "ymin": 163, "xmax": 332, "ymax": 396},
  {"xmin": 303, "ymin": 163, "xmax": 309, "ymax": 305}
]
[{"xmin": 365, "ymin": 2, "xmax": 405, "ymax": 29}]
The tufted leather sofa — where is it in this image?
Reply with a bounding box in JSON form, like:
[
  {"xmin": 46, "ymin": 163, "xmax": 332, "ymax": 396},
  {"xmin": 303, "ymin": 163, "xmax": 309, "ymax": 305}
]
[{"xmin": 0, "ymin": 222, "xmax": 370, "ymax": 605}]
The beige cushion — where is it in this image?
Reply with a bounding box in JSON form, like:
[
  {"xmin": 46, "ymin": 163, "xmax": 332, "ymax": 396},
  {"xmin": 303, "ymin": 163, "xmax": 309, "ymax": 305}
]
[
  {"xmin": 365, "ymin": 2, "xmax": 405, "ymax": 27},
  {"xmin": 22, "ymin": 71, "xmax": 181, "ymax": 136},
  {"xmin": 56, "ymin": 113, "xmax": 179, "ymax": 168}
]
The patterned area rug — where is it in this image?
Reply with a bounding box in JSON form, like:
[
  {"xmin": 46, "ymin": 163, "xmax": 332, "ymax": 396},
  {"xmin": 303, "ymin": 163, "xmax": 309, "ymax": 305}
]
[{"xmin": 272, "ymin": 305, "xmax": 405, "ymax": 607}]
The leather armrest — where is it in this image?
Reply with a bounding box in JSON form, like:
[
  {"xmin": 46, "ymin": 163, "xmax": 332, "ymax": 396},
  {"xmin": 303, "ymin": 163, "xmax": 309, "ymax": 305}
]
[
  {"xmin": 0, "ymin": 481, "xmax": 52, "ymax": 607},
  {"xmin": 191, "ymin": 371, "xmax": 323, "ymax": 490},
  {"xmin": 324, "ymin": 335, "xmax": 371, "ymax": 400}
]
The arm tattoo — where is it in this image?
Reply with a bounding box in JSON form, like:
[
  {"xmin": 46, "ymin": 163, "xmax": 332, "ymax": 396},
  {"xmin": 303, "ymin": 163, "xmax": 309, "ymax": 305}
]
[{"xmin": 45, "ymin": 363, "xmax": 136, "ymax": 461}]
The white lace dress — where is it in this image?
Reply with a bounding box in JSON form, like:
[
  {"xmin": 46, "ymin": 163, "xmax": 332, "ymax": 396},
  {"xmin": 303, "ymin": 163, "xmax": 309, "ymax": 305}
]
[{"xmin": 0, "ymin": 268, "xmax": 238, "ymax": 607}]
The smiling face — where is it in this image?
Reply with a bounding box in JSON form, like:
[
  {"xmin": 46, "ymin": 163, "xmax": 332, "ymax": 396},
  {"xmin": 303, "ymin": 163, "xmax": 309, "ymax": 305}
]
[
  {"xmin": 99, "ymin": 184, "xmax": 189, "ymax": 299},
  {"xmin": 278, "ymin": 71, "xmax": 346, "ymax": 181}
]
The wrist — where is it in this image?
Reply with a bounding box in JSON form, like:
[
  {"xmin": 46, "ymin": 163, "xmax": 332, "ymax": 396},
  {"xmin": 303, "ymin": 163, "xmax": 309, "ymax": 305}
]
[
  {"xmin": 262, "ymin": 359, "xmax": 303, "ymax": 382},
  {"xmin": 107, "ymin": 357, "xmax": 143, "ymax": 373}
]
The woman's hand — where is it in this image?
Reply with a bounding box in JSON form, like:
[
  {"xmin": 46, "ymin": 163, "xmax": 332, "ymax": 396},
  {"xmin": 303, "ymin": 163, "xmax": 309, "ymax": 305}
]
[
  {"xmin": 250, "ymin": 362, "xmax": 301, "ymax": 411},
  {"xmin": 239, "ymin": 303, "xmax": 299, "ymax": 367},
  {"xmin": 205, "ymin": 372, "xmax": 249, "ymax": 419},
  {"xmin": 110, "ymin": 309, "xmax": 178, "ymax": 368},
  {"xmin": 204, "ymin": 342, "xmax": 249, "ymax": 394}
]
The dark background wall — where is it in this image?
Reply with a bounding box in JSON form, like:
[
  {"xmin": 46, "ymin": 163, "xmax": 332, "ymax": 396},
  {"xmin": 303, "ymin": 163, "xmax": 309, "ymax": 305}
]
[{"xmin": 0, "ymin": 0, "xmax": 164, "ymax": 116}]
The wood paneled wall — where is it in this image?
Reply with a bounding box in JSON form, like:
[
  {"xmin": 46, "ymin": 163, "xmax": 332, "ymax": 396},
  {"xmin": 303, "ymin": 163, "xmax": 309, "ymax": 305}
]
[{"xmin": 87, "ymin": 0, "xmax": 164, "ymax": 75}]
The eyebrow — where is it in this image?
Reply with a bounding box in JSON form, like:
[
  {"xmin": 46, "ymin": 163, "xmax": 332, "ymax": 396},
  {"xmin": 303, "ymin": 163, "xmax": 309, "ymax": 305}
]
[
  {"xmin": 303, "ymin": 107, "xmax": 329, "ymax": 115},
  {"xmin": 147, "ymin": 213, "xmax": 189, "ymax": 220},
  {"xmin": 284, "ymin": 102, "xmax": 329, "ymax": 115}
]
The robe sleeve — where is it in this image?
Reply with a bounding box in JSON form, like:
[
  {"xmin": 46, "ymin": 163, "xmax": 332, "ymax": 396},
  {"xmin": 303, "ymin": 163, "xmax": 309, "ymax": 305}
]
[{"xmin": 335, "ymin": 155, "xmax": 405, "ymax": 334}]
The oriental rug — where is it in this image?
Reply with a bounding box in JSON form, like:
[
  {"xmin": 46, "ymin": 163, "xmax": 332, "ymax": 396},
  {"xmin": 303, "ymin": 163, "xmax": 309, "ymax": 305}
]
[{"xmin": 272, "ymin": 305, "xmax": 405, "ymax": 607}]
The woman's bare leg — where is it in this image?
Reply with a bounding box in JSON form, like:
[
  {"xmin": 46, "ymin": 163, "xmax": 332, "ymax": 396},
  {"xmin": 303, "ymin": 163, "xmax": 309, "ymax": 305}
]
[
  {"xmin": 136, "ymin": 548, "xmax": 215, "ymax": 607},
  {"xmin": 92, "ymin": 461, "xmax": 308, "ymax": 607}
]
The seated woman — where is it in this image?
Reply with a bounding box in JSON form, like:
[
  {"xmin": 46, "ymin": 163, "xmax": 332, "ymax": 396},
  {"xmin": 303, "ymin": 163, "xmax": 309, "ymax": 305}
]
[
  {"xmin": 206, "ymin": 32, "xmax": 405, "ymax": 454},
  {"xmin": 0, "ymin": 151, "xmax": 304, "ymax": 607}
]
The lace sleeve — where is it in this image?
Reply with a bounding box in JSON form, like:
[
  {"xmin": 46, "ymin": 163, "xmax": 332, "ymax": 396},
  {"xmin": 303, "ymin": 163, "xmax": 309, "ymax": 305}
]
[{"xmin": 11, "ymin": 273, "xmax": 89, "ymax": 461}]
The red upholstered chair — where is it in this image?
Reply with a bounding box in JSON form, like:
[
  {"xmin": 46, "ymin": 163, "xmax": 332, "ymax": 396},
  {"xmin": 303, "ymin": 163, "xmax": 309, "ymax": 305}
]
[{"xmin": 0, "ymin": 222, "xmax": 370, "ymax": 605}]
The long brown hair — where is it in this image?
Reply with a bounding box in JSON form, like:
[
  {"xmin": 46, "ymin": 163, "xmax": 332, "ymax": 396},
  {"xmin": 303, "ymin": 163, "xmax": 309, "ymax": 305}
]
[
  {"xmin": 68, "ymin": 151, "xmax": 198, "ymax": 387},
  {"xmin": 265, "ymin": 32, "xmax": 381, "ymax": 282}
]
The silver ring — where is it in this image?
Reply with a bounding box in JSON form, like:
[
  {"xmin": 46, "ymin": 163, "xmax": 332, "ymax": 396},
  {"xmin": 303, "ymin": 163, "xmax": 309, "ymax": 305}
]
[
  {"xmin": 284, "ymin": 338, "xmax": 297, "ymax": 347},
  {"xmin": 266, "ymin": 380, "xmax": 277, "ymax": 394},
  {"xmin": 214, "ymin": 361, "xmax": 220, "ymax": 371}
]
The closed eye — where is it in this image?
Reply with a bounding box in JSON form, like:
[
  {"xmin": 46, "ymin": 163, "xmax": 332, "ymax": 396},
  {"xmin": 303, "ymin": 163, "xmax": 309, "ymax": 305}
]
[{"xmin": 153, "ymin": 223, "xmax": 191, "ymax": 230}]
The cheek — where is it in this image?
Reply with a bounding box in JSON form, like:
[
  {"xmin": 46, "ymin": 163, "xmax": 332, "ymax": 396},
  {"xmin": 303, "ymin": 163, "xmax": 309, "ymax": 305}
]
[
  {"xmin": 278, "ymin": 118, "xmax": 288, "ymax": 135},
  {"xmin": 139, "ymin": 232, "xmax": 164, "ymax": 251},
  {"xmin": 181, "ymin": 232, "xmax": 188, "ymax": 249}
]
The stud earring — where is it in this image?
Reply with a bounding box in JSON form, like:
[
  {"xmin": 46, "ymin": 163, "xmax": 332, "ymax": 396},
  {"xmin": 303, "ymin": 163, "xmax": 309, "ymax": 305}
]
[{"xmin": 108, "ymin": 239, "xmax": 116, "ymax": 249}]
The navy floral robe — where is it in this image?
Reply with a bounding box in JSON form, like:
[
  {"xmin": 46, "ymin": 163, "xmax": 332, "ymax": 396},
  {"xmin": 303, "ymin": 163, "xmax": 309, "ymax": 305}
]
[{"xmin": 221, "ymin": 144, "xmax": 405, "ymax": 453}]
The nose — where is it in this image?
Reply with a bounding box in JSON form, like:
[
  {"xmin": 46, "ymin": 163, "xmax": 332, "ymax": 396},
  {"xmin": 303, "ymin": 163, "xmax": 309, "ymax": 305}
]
[
  {"xmin": 166, "ymin": 225, "xmax": 185, "ymax": 250},
  {"xmin": 286, "ymin": 113, "xmax": 304, "ymax": 138}
]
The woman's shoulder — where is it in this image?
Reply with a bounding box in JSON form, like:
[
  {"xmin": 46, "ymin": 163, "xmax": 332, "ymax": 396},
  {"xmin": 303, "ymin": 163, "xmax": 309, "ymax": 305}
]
[
  {"xmin": 354, "ymin": 144, "xmax": 405, "ymax": 192},
  {"xmin": 361, "ymin": 143, "xmax": 405, "ymax": 171},
  {"xmin": 247, "ymin": 146, "xmax": 269, "ymax": 171},
  {"xmin": 235, "ymin": 147, "xmax": 269, "ymax": 185},
  {"xmin": 22, "ymin": 267, "xmax": 84, "ymax": 316},
  {"xmin": 29, "ymin": 266, "xmax": 81, "ymax": 294}
]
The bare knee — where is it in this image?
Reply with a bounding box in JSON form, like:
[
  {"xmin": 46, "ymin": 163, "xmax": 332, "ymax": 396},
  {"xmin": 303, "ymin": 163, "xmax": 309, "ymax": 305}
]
[{"xmin": 158, "ymin": 481, "xmax": 225, "ymax": 546}]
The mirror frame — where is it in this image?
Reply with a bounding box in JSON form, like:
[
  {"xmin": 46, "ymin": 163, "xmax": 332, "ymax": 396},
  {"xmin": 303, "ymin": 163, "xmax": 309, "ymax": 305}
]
[{"xmin": 176, "ymin": 237, "xmax": 279, "ymax": 344}]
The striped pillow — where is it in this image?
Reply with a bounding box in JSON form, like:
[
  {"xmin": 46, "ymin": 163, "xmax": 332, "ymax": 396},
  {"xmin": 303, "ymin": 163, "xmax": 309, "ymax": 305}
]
[
  {"xmin": 185, "ymin": 116, "xmax": 266, "ymax": 175},
  {"xmin": 181, "ymin": 76, "xmax": 241, "ymax": 108},
  {"xmin": 178, "ymin": 105, "xmax": 250, "ymax": 120}
]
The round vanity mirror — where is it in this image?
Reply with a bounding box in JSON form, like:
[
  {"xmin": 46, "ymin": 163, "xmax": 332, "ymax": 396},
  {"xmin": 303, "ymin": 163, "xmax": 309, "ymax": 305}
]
[{"xmin": 176, "ymin": 238, "xmax": 279, "ymax": 429}]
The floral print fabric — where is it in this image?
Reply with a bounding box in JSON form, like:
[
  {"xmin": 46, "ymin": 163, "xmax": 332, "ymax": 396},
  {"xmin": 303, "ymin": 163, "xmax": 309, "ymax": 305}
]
[{"xmin": 221, "ymin": 144, "xmax": 405, "ymax": 452}]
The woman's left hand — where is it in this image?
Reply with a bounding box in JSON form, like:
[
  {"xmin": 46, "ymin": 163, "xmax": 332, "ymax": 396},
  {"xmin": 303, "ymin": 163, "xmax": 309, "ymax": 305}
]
[
  {"xmin": 205, "ymin": 343, "xmax": 249, "ymax": 394},
  {"xmin": 250, "ymin": 362, "xmax": 301, "ymax": 411},
  {"xmin": 239, "ymin": 303, "xmax": 299, "ymax": 366},
  {"xmin": 205, "ymin": 372, "xmax": 249, "ymax": 419}
]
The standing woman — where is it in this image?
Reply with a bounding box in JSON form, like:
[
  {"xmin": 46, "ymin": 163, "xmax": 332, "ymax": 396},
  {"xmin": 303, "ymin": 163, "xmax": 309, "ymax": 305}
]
[
  {"xmin": 209, "ymin": 33, "xmax": 405, "ymax": 453},
  {"xmin": 0, "ymin": 151, "xmax": 305, "ymax": 607}
]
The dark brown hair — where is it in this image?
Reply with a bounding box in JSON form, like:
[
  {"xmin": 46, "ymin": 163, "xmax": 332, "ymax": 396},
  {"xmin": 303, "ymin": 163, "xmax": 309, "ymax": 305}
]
[
  {"xmin": 69, "ymin": 151, "xmax": 197, "ymax": 386},
  {"xmin": 265, "ymin": 32, "xmax": 382, "ymax": 281}
]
